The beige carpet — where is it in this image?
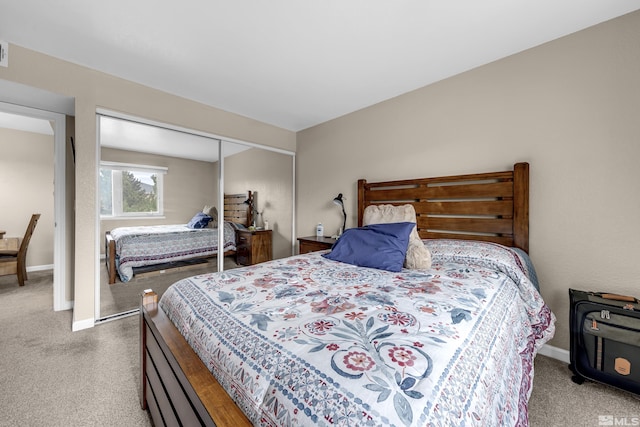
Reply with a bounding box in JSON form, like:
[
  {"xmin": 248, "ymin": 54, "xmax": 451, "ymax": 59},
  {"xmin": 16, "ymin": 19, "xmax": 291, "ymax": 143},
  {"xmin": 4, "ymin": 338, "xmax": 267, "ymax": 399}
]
[
  {"xmin": 0, "ymin": 270, "xmax": 151, "ymax": 427},
  {"xmin": 530, "ymin": 354, "xmax": 639, "ymax": 426},
  {"xmin": 99, "ymin": 255, "xmax": 240, "ymax": 319},
  {"xmin": 1, "ymin": 270, "xmax": 638, "ymax": 426}
]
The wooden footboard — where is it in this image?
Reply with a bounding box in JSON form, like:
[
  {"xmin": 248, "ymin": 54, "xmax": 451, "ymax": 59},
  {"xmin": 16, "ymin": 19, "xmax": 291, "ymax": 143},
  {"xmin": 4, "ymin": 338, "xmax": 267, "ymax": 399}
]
[
  {"xmin": 140, "ymin": 291, "xmax": 250, "ymax": 427},
  {"xmin": 105, "ymin": 232, "xmax": 117, "ymax": 284}
]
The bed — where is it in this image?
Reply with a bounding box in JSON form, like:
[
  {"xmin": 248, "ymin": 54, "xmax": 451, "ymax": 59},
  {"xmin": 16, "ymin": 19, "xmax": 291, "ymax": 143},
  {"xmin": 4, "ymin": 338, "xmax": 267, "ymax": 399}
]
[
  {"xmin": 106, "ymin": 192, "xmax": 253, "ymax": 283},
  {"xmin": 140, "ymin": 162, "xmax": 556, "ymax": 426}
]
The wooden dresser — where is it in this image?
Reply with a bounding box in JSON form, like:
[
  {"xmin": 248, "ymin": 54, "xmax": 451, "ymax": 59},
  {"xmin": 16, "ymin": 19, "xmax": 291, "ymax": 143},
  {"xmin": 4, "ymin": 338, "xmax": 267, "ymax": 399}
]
[{"xmin": 235, "ymin": 229, "xmax": 273, "ymax": 266}]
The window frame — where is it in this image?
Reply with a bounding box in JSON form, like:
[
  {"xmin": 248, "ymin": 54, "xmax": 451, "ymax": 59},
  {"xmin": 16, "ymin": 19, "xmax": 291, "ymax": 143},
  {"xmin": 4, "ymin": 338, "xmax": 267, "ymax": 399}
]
[{"xmin": 100, "ymin": 161, "xmax": 167, "ymax": 219}]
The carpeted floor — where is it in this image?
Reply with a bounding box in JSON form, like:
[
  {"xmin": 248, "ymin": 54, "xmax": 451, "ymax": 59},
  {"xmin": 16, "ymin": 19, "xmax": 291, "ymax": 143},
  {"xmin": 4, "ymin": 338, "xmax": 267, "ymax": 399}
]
[
  {"xmin": 530, "ymin": 354, "xmax": 639, "ymax": 426},
  {"xmin": 1, "ymin": 270, "xmax": 638, "ymax": 426},
  {"xmin": 99, "ymin": 255, "xmax": 240, "ymax": 319},
  {"xmin": 0, "ymin": 270, "xmax": 150, "ymax": 427}
]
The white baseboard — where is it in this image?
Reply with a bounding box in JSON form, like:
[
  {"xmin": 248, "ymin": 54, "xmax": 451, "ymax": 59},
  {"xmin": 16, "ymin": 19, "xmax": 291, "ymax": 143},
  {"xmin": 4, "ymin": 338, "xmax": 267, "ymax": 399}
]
[
  {"xmin": 59, "ymin": 300, "xmax": 73, "ymax": 311},
  {"xmin": 27, "ymin": 264, "xmax": 54, "ymax": 272},
  {"xmin": 72, "ymin": 317, "xmax": 94, "ymax": 332},
  {"xmin": 538, "ymin": 344, "xmax": 570, "ymax": 364}
]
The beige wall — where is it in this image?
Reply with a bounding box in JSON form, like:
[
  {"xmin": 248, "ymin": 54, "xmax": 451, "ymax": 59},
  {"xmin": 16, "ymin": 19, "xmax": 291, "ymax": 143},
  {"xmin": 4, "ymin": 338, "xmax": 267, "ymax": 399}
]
[
  {"xmin": 0, "ymin": 45, "xmax": 296, "ymax": 328},
  {"xmin": 0, "ymin": 127, "xmax": 54, "ymax": 268},
  {"xmin": 296, "ymin": 11, "xmax": 640, "ymax": 351},
  {"xmin": 224, "ymin": 147, "xmax": 294, "ymax": 259},
  {"xmin": 99, "ymin": 147, "xmax": 219, "ymax": 248}
]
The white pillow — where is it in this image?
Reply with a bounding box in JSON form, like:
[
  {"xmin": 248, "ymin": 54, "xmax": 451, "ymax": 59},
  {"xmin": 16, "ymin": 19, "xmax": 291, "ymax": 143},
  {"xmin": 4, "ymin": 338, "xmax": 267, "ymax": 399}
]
[
  {"xmin": 202, "ymin": 205, "xmax": 218, "ymax": 227},
  {"xmin": 362, "ymin": 204, "xmax": 432, "ymax": 269}
]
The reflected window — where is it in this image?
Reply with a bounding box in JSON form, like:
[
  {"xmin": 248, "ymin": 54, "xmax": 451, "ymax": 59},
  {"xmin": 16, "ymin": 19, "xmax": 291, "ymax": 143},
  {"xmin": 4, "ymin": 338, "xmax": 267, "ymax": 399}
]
[{"xmin": 100, "ymin": 161, "xmax": 167, "ymax": 218}]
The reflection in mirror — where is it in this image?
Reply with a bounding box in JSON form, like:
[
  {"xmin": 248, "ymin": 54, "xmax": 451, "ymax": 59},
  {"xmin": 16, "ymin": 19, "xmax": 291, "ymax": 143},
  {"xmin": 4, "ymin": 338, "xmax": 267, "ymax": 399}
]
[
  {"xmin": 98, "ymin": 115, "xmax": 221, "ymax": 321},
  {"xmin": 96, "ymin": 114, "xmax": 295, "ymax": 322},
  {"xmin": 223, "ymin": 140, "xmax": 294, "ymax": 263}
]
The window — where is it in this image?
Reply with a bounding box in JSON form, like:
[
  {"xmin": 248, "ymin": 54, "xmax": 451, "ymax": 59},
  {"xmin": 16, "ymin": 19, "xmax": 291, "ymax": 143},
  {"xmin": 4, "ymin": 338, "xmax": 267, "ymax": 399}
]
[{"xmin": 100, "ymin": 161, "xmax": 167, "ymax": 218}]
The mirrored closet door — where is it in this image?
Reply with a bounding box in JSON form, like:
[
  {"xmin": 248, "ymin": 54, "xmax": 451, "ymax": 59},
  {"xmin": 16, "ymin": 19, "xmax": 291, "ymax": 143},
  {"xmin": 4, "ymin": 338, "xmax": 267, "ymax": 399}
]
[
  {"xmin": 97, "ymin": 115, "xmax": 220, "ymax": 319},
  {"xmin": 223, "ymin": 140, "xmax": 294, "ymax": 263},
  {"xmin": 96, "ymin": 113, "xmax": 295, "ymax": 322}
]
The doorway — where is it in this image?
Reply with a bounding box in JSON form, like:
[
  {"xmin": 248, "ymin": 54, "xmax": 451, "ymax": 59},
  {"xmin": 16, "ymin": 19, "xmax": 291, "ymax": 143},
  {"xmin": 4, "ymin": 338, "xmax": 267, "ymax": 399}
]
[{"xmin": 0, "ymin": 101, "xmax": 69, "ymax": 310}]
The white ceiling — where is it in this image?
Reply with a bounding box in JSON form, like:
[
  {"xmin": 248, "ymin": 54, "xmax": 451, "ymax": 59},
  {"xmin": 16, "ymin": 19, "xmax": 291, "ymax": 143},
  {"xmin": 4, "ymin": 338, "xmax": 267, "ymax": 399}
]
[
  {"xmin": 99, "ymin": 115, "xmax": 248, "ymax": 162},
  {"xmin": 1, "ymin": 1, "xmax": 639, "ymax": 132}
]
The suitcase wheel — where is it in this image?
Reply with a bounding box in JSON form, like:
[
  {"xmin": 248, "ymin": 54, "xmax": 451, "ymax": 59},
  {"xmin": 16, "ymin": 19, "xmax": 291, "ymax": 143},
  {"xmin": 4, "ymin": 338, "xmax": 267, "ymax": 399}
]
[
  {"xmin": 568, "ymin": 364, "xmax": 585, "ymax": 385},
  {"xmin": 571, "ymin": 374, "xmax": 585, "ymax": 385}
]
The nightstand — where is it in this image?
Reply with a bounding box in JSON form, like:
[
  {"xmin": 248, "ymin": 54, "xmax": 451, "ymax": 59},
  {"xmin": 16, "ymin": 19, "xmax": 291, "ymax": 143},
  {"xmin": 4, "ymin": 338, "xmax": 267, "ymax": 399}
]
[
  {"xmin": 297, "ymin": 236, "xmax": 337, "ymax": 254},
  {"xmin": 236, "ymin": 229, "xmax": 273, "ymax": 266}
]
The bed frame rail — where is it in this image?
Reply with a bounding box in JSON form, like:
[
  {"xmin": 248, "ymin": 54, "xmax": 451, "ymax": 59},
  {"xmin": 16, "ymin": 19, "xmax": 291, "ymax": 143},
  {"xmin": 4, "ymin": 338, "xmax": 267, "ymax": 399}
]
[{"xmin": 140, "ymin": 291, "xmax": 251, "ymax": 427}]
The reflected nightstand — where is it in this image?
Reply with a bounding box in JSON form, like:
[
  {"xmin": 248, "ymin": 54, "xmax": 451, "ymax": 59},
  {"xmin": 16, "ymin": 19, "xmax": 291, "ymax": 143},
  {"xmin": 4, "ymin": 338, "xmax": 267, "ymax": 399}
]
[{"xmin": 236, "ymin": 229, "xmax": 273, "ymax": 265}]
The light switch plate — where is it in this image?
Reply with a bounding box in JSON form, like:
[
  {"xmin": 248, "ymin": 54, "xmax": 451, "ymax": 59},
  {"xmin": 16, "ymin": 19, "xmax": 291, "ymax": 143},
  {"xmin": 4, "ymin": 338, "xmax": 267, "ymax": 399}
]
[{"xmin": 0, "ymin": 41, "xmax": 8, "ymax": 67}]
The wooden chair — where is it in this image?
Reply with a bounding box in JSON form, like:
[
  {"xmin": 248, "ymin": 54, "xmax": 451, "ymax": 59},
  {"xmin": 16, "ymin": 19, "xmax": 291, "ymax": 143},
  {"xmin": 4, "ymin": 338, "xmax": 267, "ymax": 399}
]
[{"xmin": 0, "ymin": 214, "xmax": 41, "ymax": 286}]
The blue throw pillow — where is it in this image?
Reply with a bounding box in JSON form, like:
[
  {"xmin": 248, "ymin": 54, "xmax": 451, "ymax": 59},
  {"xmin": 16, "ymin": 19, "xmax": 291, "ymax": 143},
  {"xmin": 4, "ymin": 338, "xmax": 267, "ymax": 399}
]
[
  {"xmin": 187, "ymin": 212, "xmax": 213, "ymax": 229},
  {"xmin": 322, "ymin": 222, "xmax": 415, "ymax": 272}
]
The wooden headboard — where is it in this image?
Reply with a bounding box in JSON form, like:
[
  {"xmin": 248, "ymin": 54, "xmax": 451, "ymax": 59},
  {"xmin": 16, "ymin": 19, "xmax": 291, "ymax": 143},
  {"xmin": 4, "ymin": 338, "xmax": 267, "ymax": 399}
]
[
  {"xmin": 223, "ymin": 191, "xmax": 253, "ymax": 226},
  {"xmin": 357, "ymin": 162, "xmax": 529, "ymax": 252}
]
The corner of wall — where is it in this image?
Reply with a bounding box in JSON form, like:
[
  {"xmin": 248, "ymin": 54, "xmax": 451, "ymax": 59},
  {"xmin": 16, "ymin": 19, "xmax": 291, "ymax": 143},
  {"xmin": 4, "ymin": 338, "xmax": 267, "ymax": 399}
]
[
  {"xmin": 538, "ymin": 344, "xmax": 570, "ymax": 364},
  {"xmin": 72, "ymin": 316, "xmax": 94, "ymax": 332}
]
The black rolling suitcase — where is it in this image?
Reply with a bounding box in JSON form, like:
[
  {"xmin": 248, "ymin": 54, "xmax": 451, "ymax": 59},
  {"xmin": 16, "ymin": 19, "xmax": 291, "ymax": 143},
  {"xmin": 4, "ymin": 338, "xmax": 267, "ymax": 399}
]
[{"xmin": 569, "ymin": 288, "xmax": 640, "ymax": 395}]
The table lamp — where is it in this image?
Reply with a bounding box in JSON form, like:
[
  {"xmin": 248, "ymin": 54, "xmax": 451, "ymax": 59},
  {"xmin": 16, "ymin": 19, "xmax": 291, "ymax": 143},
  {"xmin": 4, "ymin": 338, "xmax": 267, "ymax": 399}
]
[{"xmin": 333, "ymin": 193, "xmax": 346, "ymax": 236}]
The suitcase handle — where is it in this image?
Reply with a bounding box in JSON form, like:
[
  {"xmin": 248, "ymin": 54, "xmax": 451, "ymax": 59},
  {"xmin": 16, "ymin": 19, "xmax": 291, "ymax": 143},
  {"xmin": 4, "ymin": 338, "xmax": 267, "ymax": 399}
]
[{"xmin": 599, "ymin": 293, "xmax": 638, "ymax": 303}]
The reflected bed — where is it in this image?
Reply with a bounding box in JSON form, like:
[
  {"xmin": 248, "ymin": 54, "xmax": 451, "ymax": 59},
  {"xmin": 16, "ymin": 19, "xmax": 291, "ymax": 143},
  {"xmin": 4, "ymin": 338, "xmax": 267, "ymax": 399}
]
[{"xmin": 106, "ymin": 192, "xmax": 252, "ymax": 284}]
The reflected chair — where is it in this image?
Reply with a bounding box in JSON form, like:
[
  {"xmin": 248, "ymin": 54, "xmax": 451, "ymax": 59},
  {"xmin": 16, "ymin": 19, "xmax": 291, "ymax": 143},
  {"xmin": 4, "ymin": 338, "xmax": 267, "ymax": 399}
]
[{"xmin": 0, "ymin": 214, "xmax": 40, "ymax": 286}]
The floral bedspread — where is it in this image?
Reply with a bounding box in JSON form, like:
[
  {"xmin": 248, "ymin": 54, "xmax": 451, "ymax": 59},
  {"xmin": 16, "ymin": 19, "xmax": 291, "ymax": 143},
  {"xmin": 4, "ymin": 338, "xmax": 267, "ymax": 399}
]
[
  {"xmin": 160, "ymin": 239, "xmax": 555, "ymax": 426},
  {"xmin": 110, "ymin": 222, "xmax": 236, "ymax": 282}
]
